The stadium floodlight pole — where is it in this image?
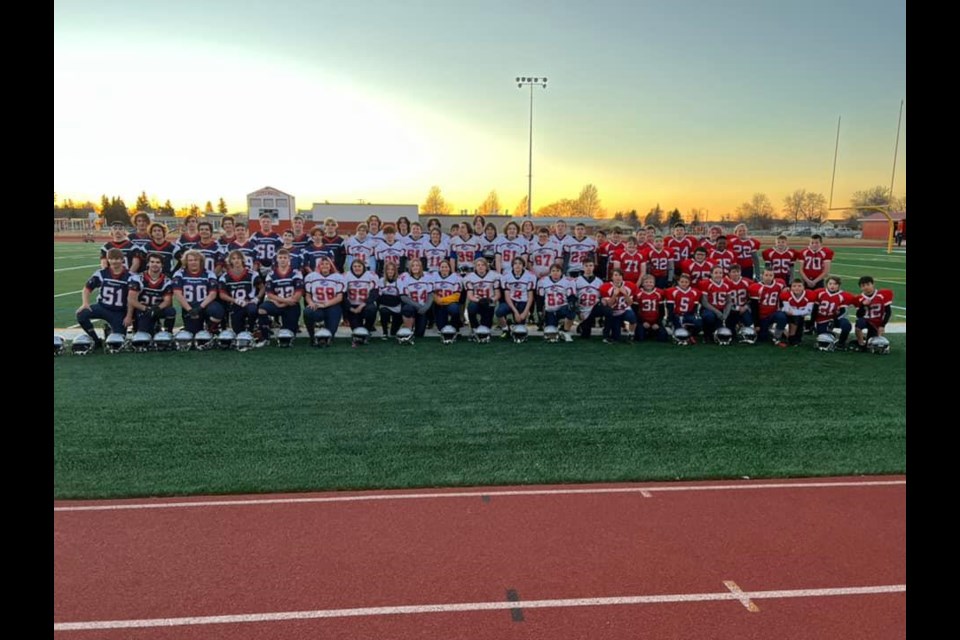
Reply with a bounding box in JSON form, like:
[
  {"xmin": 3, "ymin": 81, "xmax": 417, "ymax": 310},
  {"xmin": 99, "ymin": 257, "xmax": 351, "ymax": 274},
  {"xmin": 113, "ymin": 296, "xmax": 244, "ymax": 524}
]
[{"xmin": 516, "ymin": 76, "xmax": 548, "ymax": 218}]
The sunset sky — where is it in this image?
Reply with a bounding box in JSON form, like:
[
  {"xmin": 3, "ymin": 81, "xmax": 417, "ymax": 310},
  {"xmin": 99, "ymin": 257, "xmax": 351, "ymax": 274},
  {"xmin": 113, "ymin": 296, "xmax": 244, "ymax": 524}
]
[{"xmin": 54, "ymin": 0, "xmax": 905, "ymax": 218}]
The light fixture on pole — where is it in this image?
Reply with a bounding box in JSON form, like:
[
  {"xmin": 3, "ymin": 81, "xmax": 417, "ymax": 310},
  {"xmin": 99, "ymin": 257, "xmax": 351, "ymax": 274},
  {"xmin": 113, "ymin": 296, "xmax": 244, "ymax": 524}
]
[{"xmin": 515, "ymin": 76, "xmax": 547, "ymax": 218}]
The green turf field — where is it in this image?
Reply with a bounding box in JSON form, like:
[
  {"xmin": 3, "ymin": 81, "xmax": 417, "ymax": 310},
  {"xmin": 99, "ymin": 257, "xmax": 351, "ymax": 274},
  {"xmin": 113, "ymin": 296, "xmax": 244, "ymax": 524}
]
[{"xmin": 54, "ymin": 241, "xmax": 906, "ymax": 500}]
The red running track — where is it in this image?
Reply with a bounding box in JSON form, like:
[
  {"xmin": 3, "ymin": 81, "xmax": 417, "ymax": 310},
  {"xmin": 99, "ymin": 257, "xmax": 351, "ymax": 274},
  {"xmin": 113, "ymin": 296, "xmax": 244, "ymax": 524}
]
[{"xmin": 54, "ymin": 476, "xmax": 906, "ymax": 639}]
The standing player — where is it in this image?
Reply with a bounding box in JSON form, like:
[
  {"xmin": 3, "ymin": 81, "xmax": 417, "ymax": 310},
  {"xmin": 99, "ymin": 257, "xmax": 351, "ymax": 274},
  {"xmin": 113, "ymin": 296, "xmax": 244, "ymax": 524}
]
[
  {"xmin": 708, "ymin": 236, "xmax": 736, "ymax": 275},
  {"xmin": 344, "ymin": 222, "xmax": 378, "ymax": 273},
  {"xmin": 172, "ymin": 249, "xmax": 224, "ymax": 334},
  {"xmin": 574, "ymin": 259, "xmax": 605, "ymax": 339},
  {"xmin": 680, "ymin": 247, "xmax": 715, "ymax": 283},
  {"xmin": 552, "ymin": 219, "xmax": 570, "ymax": 246},
  {"xmin": 724, "ymin": 264, "xmax": 754, "ymax": 332},
  {"xmin": 664, "ymin": 273, "xmax": 702, "ymax": 341},
  {"xmin": 301, "ymin": 227, "xmax": 328, "ymax": 274},
  {"xmin": 218, "ymin": 216, "xmax": 237, "ymax": 248},
  {"xmin": 430, "ymin": 260, "xmax": 464, "ymax": 331},
  {"xmin": 278, "ymin": 230, "xmax": 303, "ymax": 271},
  {"xmin": 464, "ymin": 257, "xmax": 501, "ymax": 331},
  {"xmin": 374, "ymin": 224, "xmax": 407, "ymax": 275},
  {"xmin": 497, "ymin": 257, "xmax": 537, "ymax": 332},
  {"xmin": 645, "ymin": 235, "xmax": 673, "ymax": 289},
  {"xmin": 854, "ymin": 276, "xmax": 893, "ymax": 350},
  {"xmin": 402, "ymin": 221, "xmax": 428, "ymax": 271},
  {"xmin": 100, "ymin": 221, "xmax": 142, "ymax": 272},
  {"xmin": 762, "ymin": 234, "xmax": 798, "ymax": 282},
  {"xmin": 258, "ymin": 248, "xmax": 303, "ymax": 342},
  {"xmin": 780, "ymin": 279, "xmax": 816, "ymax": 346},
  {"xmin": 377, "ymin": 261, "xmax": 404, "ymax": 338},
  {"xmin": 634, "ymin": 274, "xmax": 667, "ymax": 342},
  {"xmin": 225, "ymin": 223, "xmax": 259, "ymax": 273},
  {"xmin": 320, "ymin": 217, "xmax": 346, "ymax": 273},
  {"xmin": 250, "ymin": 213, "xmax": 283, "ymax": 276},
  {"xmin": 561, "ymin": 223, "xmax": 597, "ymax": 279},
  {"xmin": 594, "ymin": 229, "xmax": 609, "ymax": 279},
  {"xmin": 144, "ymin": 222, "xmax": 180, "ymax": 276},
  {"xmin": 395, "ymin": 216, "xmax": 412, "ymax": 239},
  {"xmin": 494, "ymin": 221, "xmax": 528, "ymax": 274},
  {"xmin": 520, "ymin": 219, "xmax": 536, "ymax": 245},
  {"xmin": 813, "ymin": 276, "xmax": 858, "ymax": 350},
  {"xmin": 799, "ymin": 234, "xmax": 834, "ymax": 290},
  {"xmin": 218, "ymin": 250, "xmax": 264, "ymax": 336},
  {"xmin": 699, "ymin": 225, "xmax": 723, "ymax": 253},
  {"xmin": 537, "ymin": 263, "xmax": 576, "ymax": 341},
  {"xmin": 478, "ymin": 223, "xmax": 500, "ymax": 265},
  {"xmin": 600, "ymin": 227, "xmax": 626, "ymax": 280},
  {"xmin": 129, "ymin": 212, "xmax": 153, "ymax": 254},
  {"xmin": 194, "ymin": 221, "xmax": 224, "ymax": 275},
  {"xmin": 177, "ymin": 216, "xmax": 201, "ymax": 252},
  {"xmin": 128, "ymin": 253, "xmax": 177, "ymax": 334},
  {"xmin": 728, "ymin": 224, "xmax": 761, "ymax": 280},
  {"xmin": 699, "ymin": 266, "xmax": 732, "ymax": 342},
  {"xmin": 76, "ymin": 248, "xmax": 135, "ymax": 348},
  {"xmin": 422, "ymin": 226, "xmax": 450, "ymax": 274},
  {"xmin": 367, "ymin": 214, "xmax": 384, "ymax": 241},
  {"xmin": 612, "ymin": 236, "xmax": 646, "ymax": 286},
  {"xmin": 290, "ymin": 215, "xmax": 311, "ymax": 251},
  {"xmin": 527, "ymin": 227, "xmax": 561, "ymax": 328},
  {"xmin": 342, "ymin": 258, "xmax": 379, "ymax": 333},
  {"xmin": 665, "ymin": 223, "xmax": 698, "ymax": 270},
  {"xmin": 449, "ymin": 222, "xmax": 481, "ymax": 276},
  {"xmin": 303, "ymin": 257, "xmax": 345, "ymax": 342},
  {"xmin": 748, "ymin": 269, "xmax": 788, "ymax": 346},
  {"xmin": 398, "ymin": 257, "xmax": 434, "ymax": 337},
  {"xmin": 599, "ymin": 268, "xmax": 638, "ymax": 343}
]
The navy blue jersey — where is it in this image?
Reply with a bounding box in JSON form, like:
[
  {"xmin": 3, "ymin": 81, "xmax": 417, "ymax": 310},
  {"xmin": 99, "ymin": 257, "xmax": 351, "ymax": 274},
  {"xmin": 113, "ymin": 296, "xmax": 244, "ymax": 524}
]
[
  {"xmin": 194, "ymin": 240, "xmax": 224, "ymax": 274},
  {"xmin": 226, "ymin": 241, "xmax": 259, "ymax": 272},
  {"xmin": 265, "ymin": 267, "xmax": 304, "ymax": 300},
  {"xmin": 250, "ymin": 232, "xmax": 284, "ymax": 268},
  {"xmin": 129, "ymin": 272, "xmax": 173, "ymax": 307},
  {"xmin": 100, "ymin": 240, "xmax": 142, "ymax": 271},
  {"xmin": 143, "ymin": 241, "xmax": 180, "ymax": 276},
  {"xmin": 291, "ymin": 233, "xmax": 311, "ymax": 251},
  {"xmin": 172, "ymin": 268, "xmax": 219, "ymax": 305},
  {"xmin": 85, "ymin": 268, "xmax": 134, "ymax": 311},
  {"xmin": 218, "ymin": 234, "xmax": 236, "ymax": 249},
  {"xmin": 322, "ymin": 235, "xmax": 346, "ymax": 272},
  {"xmin": 128, "ymin": 232, "xmax": 153, "ymax": 253},
  {"xmin": 286, "ymin": 248, "xmax": 304, "ymax": 272},
  {"xmin": 219, "ymin": 269, "xmax": 262, "ymax": 306},
  {"xmin": 177, "ymin": 233, "xmax": 202, "ymax": 253},
  {"xmin": 301, "ymin": 243, "xmax": 339, "ymax": 273}
]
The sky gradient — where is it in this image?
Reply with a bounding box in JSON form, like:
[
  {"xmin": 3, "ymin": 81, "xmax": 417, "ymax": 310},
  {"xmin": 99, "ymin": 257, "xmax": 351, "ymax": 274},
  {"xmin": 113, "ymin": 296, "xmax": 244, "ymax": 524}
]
[{"xmin": 54, "ymin": 0, "xmax": 906, "ymax": 218}]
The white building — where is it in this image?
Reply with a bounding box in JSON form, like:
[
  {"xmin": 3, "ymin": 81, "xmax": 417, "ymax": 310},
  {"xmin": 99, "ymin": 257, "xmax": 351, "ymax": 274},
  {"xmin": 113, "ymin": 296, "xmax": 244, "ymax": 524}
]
[
  {"xmin": 247, "ymin": 186, "xmax": 296, "ymax": 222},
  {"xmin": 304, "ymin": 203, "xmax": 419, "ymax": 233}
]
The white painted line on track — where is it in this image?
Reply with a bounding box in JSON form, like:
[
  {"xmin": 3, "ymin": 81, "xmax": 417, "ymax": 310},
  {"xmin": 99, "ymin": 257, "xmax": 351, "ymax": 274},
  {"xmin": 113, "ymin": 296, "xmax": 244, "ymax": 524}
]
[
  {"xmin": 724, "ymin": 580, "xmax": 760, "ymax": 612},
  {"xmin": 53, "ymin": 479, "xmax": 906, "ymax": 512},
  {"xmin": 640, "ymin": 490, "xmax": 652, "ymax": 498},
  {"xmin": 53, "ymin": 584, "xmax": 906, "ymax": 631}
]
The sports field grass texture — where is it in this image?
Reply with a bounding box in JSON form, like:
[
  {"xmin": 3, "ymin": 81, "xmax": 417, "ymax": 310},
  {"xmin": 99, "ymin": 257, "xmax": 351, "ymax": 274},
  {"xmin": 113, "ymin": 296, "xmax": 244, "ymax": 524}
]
[{"xmin": 54, "ymin": 334, "xmax": 906, "ymax": 499}]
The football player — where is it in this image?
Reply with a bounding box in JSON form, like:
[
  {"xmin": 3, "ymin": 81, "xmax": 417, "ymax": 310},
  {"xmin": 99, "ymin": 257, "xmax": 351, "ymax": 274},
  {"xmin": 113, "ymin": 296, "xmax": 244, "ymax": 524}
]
[
  {"xmin": 344, "ymin": 222, "xmax": 378, "ymax": 273},
  {"xmin": 645, "ymin": 235, "xmax": 673, "ymax": 289},
  {"xmin": 449, "ymin": 222, "xmax": 481, "ymax": 276},
  {"xmin": 537, "ymin": 263, "xmax": 576, "ymax": 340},
  {"xmin": 250, "ymin": 213, "xmax": 283, "ymax": 275},
  {"xmin": 854, "ymin": 275, "xmax": 893, "ymax": 350},
  {"xmin": 320, "ymin": 217, "xmax": 347, "ymax": 273},
  {"xmin": 494, "ymin": 221, "xmax": 528, "ymax": 274},
  {"xmin": 100, "ymin": 221, "xmax": 142, "ymax": 272},
  {"xmin": 225, "ymin": 222, "xmax": 258, "ymax": 273},
  {"xmin": 602, "ymin": 227, "xmax": 627, "ymax": 280},
  {"xmin": 561, "ymin": 222, "xmax": 596, "ymax": 278},
  {"xmin": 430, "ymin": 259, "xmax": 464, "ymax": 331},
  {"xmin": 395, "ymin": 216, "xmax": 412, "ymax": 239},
  {"xmin": 342, "ymin": 258, "xmax": 379, "ymax": 332},
  {"xmin": 218, "ymin": 215, "xmax": 236, "ymax": 248},
  {"xmin": 144, "ymin": 222, "xmax": 180, "ymax": 276},
  {"xmin": 172, "ymin": 249, "xmax": 224, "ymax": 334},
  {"xmin": 762, "ymin": 234, "xmax": 797, "ymax": 282},
  {"xmin": 813, "ymin": 275, "xmax": 858, "ymax": 350},
  {"xmin": 398, "ymin": 255, "xmax": 434, "ymax": 337},
  {"xmin": 402, "ymin": 221, "xmax": 428, "ymax": 271},
  {"xmin": 177, "ymin": 215, "xmax": 201, "ymax": 252},
  {"xmin": 301, "ymin": 227, "xmax": 328, "ymax": 274},
  {"xmin": 464, "ymin": 257, "xmax": 501, "ymax": 330},
  {"xmin": 422, "ymin": 226, "xmax": 451, "ymax": 274},
  {"xmin": 574, "ymin": 259, "xmax": 604, "ymax": 339},
  {"xmin": 375, "ymin": 224, "xmax": 407, "ymax": 276},
  {"xmin": 799, "ymin": 234, "xmax": 834, "ymax": 290},
  {"xmin": 497, "ymin": 257, "xmax": 537, "ymax": 332},
  {"xmin": 290, "ymin": 215, "xmax": 311, "ymax": 251},
  {"xmin": 708, "ymin": 236, "xmax": 736, "ymax": 275},
  {"xmin": 303, "ymin": 257, "xmax": 345, "ymax": 342},
  {"xmin": 724, "ymin": 264, "xmax": 754, "ymax": 331},
  {"xmin": 279, "ymin": 230, "xmax": 304, "ymax": 271},
  {"xmin": 478, "ymin": 223, "xmax": 500, "ymax": 265},
  {"xmin": 665, "ymin": 222, "xmax": 698, "ymax": 267},
  {"xmin": 195, "ymin": 221, "xmax": 224, "ymax": 275},
  {"xmin": 219, "ymin": 250, "xmax": 264, "ymax": 335},
  {"xmin": 699, "ymin": 265, "xmax": 732, "ymax": 342},
  {"xmin": 780, "ymin": 279, "xmax": 816, "ymax": 346},
  {"xmin": 378, "ymin": 260, "xmax": 404, "ymax": 338},
  {"xmin": 259, "ymin": 248, "xmax": 303, "ymax": 342},
  {"xmin": 599, "ymin": 268, "xmax": 638, "ymax": 343},
  {"xmin": 520, "ymin": 219, "xmax": 536, "ymax": 244},
  {"xmin": 128, "ymin": 253, "xmax": 177, "ymax": 334},
  {"xmin": 611, "ymin": 236, "xmax": 646, "ymax": 286},
  {"xmin": 527, "ymin": 227, "xmax": 562, "ymax": 329},
  {"xmin": 634, "ymin": 274, "xmax": 667, "ymax": 342},
  {"xmin": 729, "ymin": 223, "xmax": 761, "ymax": 280},
  {"xmin": 699, "ymin": 225, "xmax": 723, "ymax": 253},
  {"xmin": 76, "ymin": 248, "xmax": 135, "ymax": 347},
  {"xmin": 748, "ymin": 269, "xmax": 788, "ymax": 346},
  {"xmin": 665, "ymin": 273, "xmax": 703, "ymax": 341},
  {"xmin": 129, "ymin": 212, "xmax": 153, "ymax": 253},
  {"xmin": 367, "ymin": 214, "xmax": 384, "ymax": 241},
  {"xmin": 680, "ymin": 247, "xmax": 715, "ymax": 283}
]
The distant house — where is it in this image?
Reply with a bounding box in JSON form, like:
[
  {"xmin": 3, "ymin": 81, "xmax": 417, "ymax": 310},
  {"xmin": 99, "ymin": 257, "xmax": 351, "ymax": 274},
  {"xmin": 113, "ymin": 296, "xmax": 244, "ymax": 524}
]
[{"xmin": 859, "ymin": 211, "xmax": 906, "ymax": 241}]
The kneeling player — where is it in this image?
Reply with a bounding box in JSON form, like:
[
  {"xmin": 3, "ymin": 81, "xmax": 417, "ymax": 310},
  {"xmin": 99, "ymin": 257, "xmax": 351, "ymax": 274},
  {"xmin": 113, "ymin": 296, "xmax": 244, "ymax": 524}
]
[
  {"xmin": 634, "ymin": 274, "xmax": 667, "ymax": 342},
  {"xmin": 780, "ymin": 279, "xmax": 816, "ymax": 346},
  {"xmin": 574, "ymin": 260, "xmax": 604, "ymax": 338},
  {"xmin": 537, "ymin": 264, "xmax": 576, "ymax": 340},
  {"xmin": 599, "ymin": 268, "xmax": 638, "ymax": 343},
  {"xmin": 259, "ymin": 248, "xmax": 303, "ymax": 341},
  {"xmin": 399, "ymin": 256, "xmax": 434, "ymax": 337},
  {"xmin": 219, "ymin": 250, "xmax": 264, "ymax": 336},
  {"xmin": 76, "ymin": 248, "xmax": 135, "ymax": 348},
  {"xmin": 129, "ymin": 253, "xmax": 176, "ymax": 334},
  {"xmin": 464, "ymin": 258, "xmax": 501, "ymax": 330},
  {"xmin": 303, "ymin": 257, "xmax": 345, "ymax": 342},
  {"xmin": 173, "ymin": 250, "xmax": 223, "ymax": 334},
  {"xmin": 342, "ymin": 258, "xmax": 379, "ymax": 332},
  {"xmin": 378, "ymin": 261, "xmax": 404, "ymax": 338},
  {"xmin": 430, "ymin": 259, "xmax": 464, "ymax": 330},
  {"xmin": 665, "ymin": 273, "xmax": 702, "ymax": 341},
  {"xmin": 749, "ymin": 269, "xmax": 787, "ymax": 345},
  {"xmin": 497, "ymin": 257, "xmax": 536, "ymax": 333},
  {"xmin": 698, "ymin": 266, "xmax": 732, "ymax": 342},
  {"xmin": 813, "ymin": 276, "xmax": 858, "ymax": 349},
  {"xmin": 854, "ymin": 276, "xmax": 893, "ymax": 350}
]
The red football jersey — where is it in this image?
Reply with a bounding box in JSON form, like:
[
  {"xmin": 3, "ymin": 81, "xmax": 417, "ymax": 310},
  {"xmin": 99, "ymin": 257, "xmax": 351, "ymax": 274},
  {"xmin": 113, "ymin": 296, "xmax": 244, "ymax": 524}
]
[
  {"xmin": 645, "ymin": 249, "xmax": 672, "ymax": 277},
  {"xmin": 613, "ymin": 249, "xmax": 646, "ymax": 284},
  {"xmin": 636, "ymin": 287, "xmax": 664, "ymax": 324},
  {"xmin": 698, "ymin": 278, "xmax": 731, "ymax": 309},
  {"xmin": 708, "ymin": 249, "xmax": 736, "ymax": 275},
  {"xmin": 666, "ymin": 285, "xmax": 700, "ymax": 315},
  {"xmin": 762, "ymin": 247, "xmax": 797, "ymax": 280},
  {"xmin": 600, "ymin": 281, "xmax": 638, "ymax": 314},
  {"xmin": 665, "ymin": 236, "xmax": 698, "ymax": 263},
  {"xmin": 729, "ymin": 236, "xmax": 761, "ymax": 268},
  {"xmin": 699, "ymin": 237, "xmax": 719, "ymax": 253},
  {"xmin": 799, "ymin": 247, "xmax": 835, "ymax": 281},
  {"xmin": 748, "ymin": 280, "xmax": 786, "ymax": 319},
  {"xmin": 780, "ymin": 289, "xmax": 816, "ymax": 316},
  {"xmin": 858, "ymin": 289, "xmax": 893, "ymax": 327},
  {"xmin": 814, "ymin": 289, "xmax": 859, "ymax": 322},
  {"xmin": 724, "ymin": 276, "xmax": 754, "ymax": 308},
  {"xmin": 680, "ymin": 258, "xmax": 715, "ymax": 282}
]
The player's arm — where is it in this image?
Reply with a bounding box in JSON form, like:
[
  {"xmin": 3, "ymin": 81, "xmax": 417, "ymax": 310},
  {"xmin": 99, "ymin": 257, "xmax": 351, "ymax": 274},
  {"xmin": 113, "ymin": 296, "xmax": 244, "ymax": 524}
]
[
  {"xmin": 701, "ymin": 291, "xmax": 720, "ymax": 315},
  {"xmin": 128, "ymin": 282, "xmax": 147, "ymax": 312},
  {"xmin": 218, "ymin": 283, "xmax": 236, "ymax": 306},
  {"xmin": 158, "ymin": 291, "xmax": 173, "ymax": 310},
  {"xmin": 467, "ymin": 284, "xmax": 480, "ymax": 303}
]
